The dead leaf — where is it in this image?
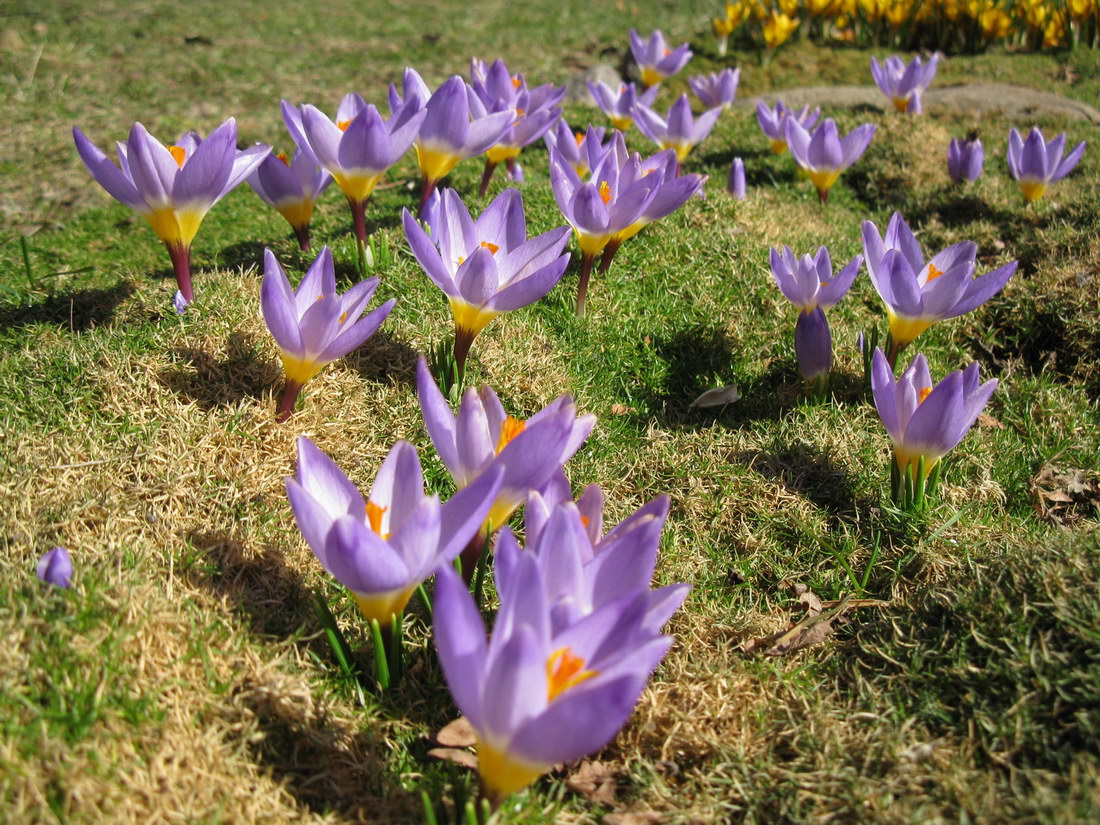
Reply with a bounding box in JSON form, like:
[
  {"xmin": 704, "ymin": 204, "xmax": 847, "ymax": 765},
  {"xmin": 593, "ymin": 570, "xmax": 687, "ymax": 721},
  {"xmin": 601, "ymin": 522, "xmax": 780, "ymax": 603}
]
[
  {"xmin": 743, "ymin": 596, "xmax": 856, "ymax": 657},
  {"xmin": 567, "ymin": 760, "xmax": 619, "ymax": 805},
  {"xmin": 1031, "ymin": 464, "xmax": 1100, "ymax": 526},
  {"xmin": 977, "ymin": 413, "xmax": 1005, "ymax": 429},
  {"xmin": 610, "ymin": 403, "xmax": 636, "ymax": 415},
  {"xmin": 435, "ymin": 717, "xmax": 476, "ymax": 748},
  {"xmin": 798, "ymin": 589, "xmax": 823, "ymax": 615},
  {"xmin": 690, "ymin": 384, "xmax": 740, "ymax": 408},
  {"xmin": 426, "ymin": 747, "xmax": 479, "ymax": 770},
  {"xmin": 604, "ymin": 813, "xmax": 667, "ymax": 825}
]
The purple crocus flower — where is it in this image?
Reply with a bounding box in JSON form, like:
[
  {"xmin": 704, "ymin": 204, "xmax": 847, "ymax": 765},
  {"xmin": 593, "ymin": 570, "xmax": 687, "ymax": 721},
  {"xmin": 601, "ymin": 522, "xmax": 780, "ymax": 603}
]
[
  {"xmin": 73, "ymin": 119, "xmax": 269, "ymax": 304},
  {"xmin": 286, "ymin": 437, "xmax": 502, "ymax": 624},
  {"xmin": 405, "ymin": 75, "xmax": 514, "ymax": 212},
  {"xmin": 1007, "ymin": 127, "xmax": 1087, "ymax": 203},
  {"xmin": 633, "ymin": 95, "xmax": 722, "ymax": 172},
  {"xmin": 469, "ymin": 58, "xmax": 565, "ymax": 196},
  {"xmin": 282, "ymin": 95, "xmax": 426, "ymax": 242},
  {"xmin": 261, "ymin": 246, "xmax": 396, "ymax": 421},
  {"xmin": 587, "ymin": 81, "xmax": 658, "ymax": 131},
  {"xmin": 629, "ymin": 28, "xmax": 692, "ymax": 88},
  {"xmin": 37, "ymin": 546, "xmax": 73, "ymax": 589},
  {"xmin": 871, "ymin": 348, "xmax": 996, "ymax": 485},
  {"xmin": 551, "ymin": 145, "xmax": 706, "ymax": 315},
  {"xmin": 432, "ymin": 550, "xmax": 677, "ymax": 806},
  {"xmin": 729, "ymin": 157, "xmax": 746, "ymax": 199},
  {"xmin": 871, "ymin": 54, "xmax": 940, "ymax": 114},
  {"xmin": 417, "ymin": 357, "xmax": 595, "ymax": 578},
  {"xmin": 947, "ymin": 135, "xmax": 984, "ymax": 183},
  {"xmin": 862, "ymin": 212, "xmax": 1017, "ymax": 364},
  {"xmin": 688, "ymin": 68, "xmax": 740, "ymax": 110},
  {"xmin": 173, "ymin": 291, "xmax": 188, "ymax": 315},
  {"xmin": 247, "ymin": 148, "xmax": 332, "ymax": 251},
  {"xmin": 770, "ymin": 245, "xmax": 861, "ymax": 386},
  {"xmin": 755, "ymin": 100, "xmax": 820, "ymax": 154},
  {"xmin": 543, "ymin": 121, "xmax": 611, "ymax": 179},
  {"xmin": 785, "ymin": 117, "xmax": 876, "ymax": 203},
  {"xmin": 402, "ymin": 188, "xmax": 571, "ymax": 381},
  {"xmin": 505, "ymin": 493, "xmax": 689, "ymax": 634},
  {"xmin": 549, "ymin": 148, "xmax": 658, "ymax": 316}
]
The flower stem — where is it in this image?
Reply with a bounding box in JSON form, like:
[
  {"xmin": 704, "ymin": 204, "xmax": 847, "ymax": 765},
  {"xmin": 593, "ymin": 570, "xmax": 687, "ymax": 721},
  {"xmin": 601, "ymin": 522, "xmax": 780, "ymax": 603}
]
[
  {"xmin": 575, "ymin": 253, "xmax": 596, "ymax": 318},
  {"xmin": 885, "ymin": 335, "xmax": 905, "ymax": 370},
  {"xmin": 598, "ymin": 240, "xmax": 622, "ymax": 274},
  {"xmin": 166, "ymin": 242, "xmax": 193, "ymax": 304},
  {"xmin": 348, "ymin": 197, "xmax": 368, "ymax": 244},
  {"xmin": 275, "ymin": 379, "xmax": 303, "ymax": 423},
  {"xmin": 419, "ymin": 175, "xmax": 436, "ymax": 215},
  {"xmin": 458, "ymin": 526, "xmax": 490, "ymax": 588},
  {"xmin": 293, "ymin": 224, "xmax": 310, "ymax": 252},
  {"xmin": 818, "ymin": 188, "xmax": 829, "ymax": 205},
  {"xmin": 453, "ymin": 325, "xmax": 476, "ymax": 389},
  {"xmin": 478, "ymin": 159, "xmax": 497, "ymax": 198}
]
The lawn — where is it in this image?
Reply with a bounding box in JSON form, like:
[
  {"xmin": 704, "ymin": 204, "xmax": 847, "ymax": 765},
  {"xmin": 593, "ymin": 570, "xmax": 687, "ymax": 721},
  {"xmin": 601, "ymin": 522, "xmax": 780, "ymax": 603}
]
[{"xmin": 1, "ymin": 1, "xmax": 1099, "ymax": 823}]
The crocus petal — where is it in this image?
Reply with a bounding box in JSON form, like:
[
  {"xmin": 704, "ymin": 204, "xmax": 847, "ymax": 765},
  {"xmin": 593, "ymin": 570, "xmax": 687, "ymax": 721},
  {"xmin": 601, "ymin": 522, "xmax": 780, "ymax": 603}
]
[
  {"xmin": 433, "ymin": 564, "xmax": 489, "ymax": 728},
  {"xmin": 326, "ymin": 515, "xmax": 411, "ymax": 594},
  {"xmin": 417, "ymin": 357, "xmax": 461, "ymax": 477},
  {"xmin": 871, "ymin": 349, "xmax": 901, "ymax": 443},
  {"xmin": 72, "ymin": 127, "xmax": 143, "ymax": 209},
  {"xmin": 945, "ymin": 261, "xmax": 1017, "ymax": 318}
]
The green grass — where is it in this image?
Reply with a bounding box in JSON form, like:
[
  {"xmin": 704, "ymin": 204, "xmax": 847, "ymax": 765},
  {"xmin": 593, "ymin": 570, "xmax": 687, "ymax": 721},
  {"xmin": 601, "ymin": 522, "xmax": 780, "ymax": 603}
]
[{"xmin": 2, "ymin": 1, "xmax": 1100, "ymax": 823}]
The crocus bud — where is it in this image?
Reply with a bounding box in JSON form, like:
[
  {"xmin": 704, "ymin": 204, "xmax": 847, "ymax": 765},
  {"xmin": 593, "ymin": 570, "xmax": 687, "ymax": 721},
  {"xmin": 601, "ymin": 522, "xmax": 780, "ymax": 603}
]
[
  {"xmin": 173, "ymin": 290, "xmax": 189, "ymax": 315},
  {"xmin": 37, "ymin": 546, "xmax": 73, "ymax": 588},
  {"xmin": 947, "ymin": 134, "xmax": 983, "ymax": 183},
  {"xmin": 728, "ymin": 157, "xmax": 746, "ymax": 199},
  {"xmin": 794, "ymin": 306, "xmax": 832, "ymax": 382}
]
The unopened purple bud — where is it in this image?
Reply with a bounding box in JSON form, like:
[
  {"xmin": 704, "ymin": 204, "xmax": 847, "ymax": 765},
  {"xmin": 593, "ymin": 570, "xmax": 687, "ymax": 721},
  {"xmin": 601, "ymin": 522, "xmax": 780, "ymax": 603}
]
[
  {"xmin": 794, "ymin": 307, "xmax": 832, "ymax": 381},
  {"xmin": 947, "ymin": 135, "xmax": 983, "ymax": 183},
  {"xmin": 37, "ymin": 546, "xmax": 73, "ymax": 588},
  {"xmin": 173, "ymin": 290, "xmax": 189, "ymax": 314},
  {"xmin": 857, "ymin": 331, "xmax": 865, "ymax": 353},
  {"xmin": 728, "ymin": 157, "xmax": 746, "ymax": 199},
  {"xmin": 508, "ymin": 161, "xmax": 524, "ymax": 182}
]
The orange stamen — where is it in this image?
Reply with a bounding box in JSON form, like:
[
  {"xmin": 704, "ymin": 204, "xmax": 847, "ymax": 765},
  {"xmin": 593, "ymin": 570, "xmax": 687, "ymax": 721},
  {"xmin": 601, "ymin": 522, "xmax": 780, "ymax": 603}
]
[
  {"xmin": 495, "ymin": 416, "xmax": 526, "ymax": 454},
  {"xmin": 599, "ymin": 180, "xmax": 612, "ymax": 204},
  {"xmin": 918, "ymin": 386, "xmax": 933, "ymax": 404},
  {"xmin": 339, "ymin": 311, "xmax": 348, "ymax": 324},
  {"xmin": 927, "ymin": 263, "xmax": 944, "ymax": 282},
  {"xmin": 337, "ymin": 119, "xmax": 352, "ymax": 131},
  {"xmin": 512, "ymin": 75, "xmax": 522, "ymax": 89},
  {"xmin": 546, "ymin": 648, "xmax": 596, "ymax": 701},
  {"xmin": 574, "ymin": 131, "xmax": 585, "ymax": 148},
  {"xmin": 480, "ymin": 240, "xmax": 500, "ymax": 255},
  {"xmin": 365, "ymin": 501, "xmax": 388, "ymax": 537},
  {"xmin": 168, "ymin": 145, "xmax": 187, "ymax": 167},
  {"xmin": 276, "ymin": 151, "xmax": 291, "ymax": 166},
  {"xmin": 580, "ymin": 514, "xmax": 590, "ymax": 527},
  {"xmin": 457, "ymin": 255, "xmax": 465, "ymax": 265}
]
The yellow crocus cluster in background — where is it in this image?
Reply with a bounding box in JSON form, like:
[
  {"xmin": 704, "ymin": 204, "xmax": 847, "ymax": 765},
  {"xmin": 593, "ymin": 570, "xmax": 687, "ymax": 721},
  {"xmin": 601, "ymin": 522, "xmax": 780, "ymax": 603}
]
[{"xmin": 711, "ymin": 0, "xmax": 1098, "ymax": 52}]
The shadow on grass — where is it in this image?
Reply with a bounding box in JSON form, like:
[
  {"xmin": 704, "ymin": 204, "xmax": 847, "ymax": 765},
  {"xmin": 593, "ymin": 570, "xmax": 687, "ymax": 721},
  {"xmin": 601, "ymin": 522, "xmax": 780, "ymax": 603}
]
[
  {"xmin": 157, "ymin": 331, "xmax": 280, "ymax": 410},
  {"xmin": 0, "ymin": 281, "xmax": 135, "ymax": 332},
  {"xmin": 736, "ymin": 440, "xmax": 864, "ymax": 518},
  {"xmin": 182, "ymin": 529, "xmax": 427, "ymax": 822},
  {"xmin": 216, "ymin": 239, "xmax": 268, "ymax": 274},
  {"xmin": 344, "ymin": 330, "xmax": 422, "ymax": 388}
]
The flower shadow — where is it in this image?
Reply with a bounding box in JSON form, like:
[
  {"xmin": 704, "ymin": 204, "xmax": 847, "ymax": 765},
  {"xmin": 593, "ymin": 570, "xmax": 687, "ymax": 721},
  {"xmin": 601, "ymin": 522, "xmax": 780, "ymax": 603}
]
[
  {"xmin": 182, "ymin": 529, "xmax": 426, "ymax": 822},
  {"xmin": 157, "ymin": 331, "xmax": 280, "ymax": 410},
  {"xmin": 343, "ymin": 330, "xmax": 422, "ymax": 389},
  {"xmin": 0, "ymin": 281, "xmax": 136, "ymax": 333}
]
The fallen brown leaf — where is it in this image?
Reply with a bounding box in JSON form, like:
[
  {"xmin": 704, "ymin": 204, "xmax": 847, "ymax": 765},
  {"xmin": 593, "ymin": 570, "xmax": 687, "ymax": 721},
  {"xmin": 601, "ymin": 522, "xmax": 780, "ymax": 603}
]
[
  {"xmin": 610, "ymin": 403, "xmax": 636, "ymax": 416},
  {"xmin": 435, "ymin": 717, "xmax": 476, "ymax": 748},
  {"xmin": 689, "ymin": 384, "xmax": 740, "ymax": 408},
  {"xmin": 743, "ymin": 596, "xmax": 856, "ymax": 657},
  {"xmin": 567, "ymin": 760, "xmax": 619, "ymax": 805},
  {"xmin": 977, "ymin": 413, "xmax": 1005, "ymax": 429},
  {"xmin": 604, "ymin": 813, "xmax": 667, "ymax": 825},
  {"xmin": 426, "ymin": 747, "xmax": 478, "ymax": 770},
  {"xmin": 1031, "ymin": 464, "xmax": 1100, "ymax": 526}
]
